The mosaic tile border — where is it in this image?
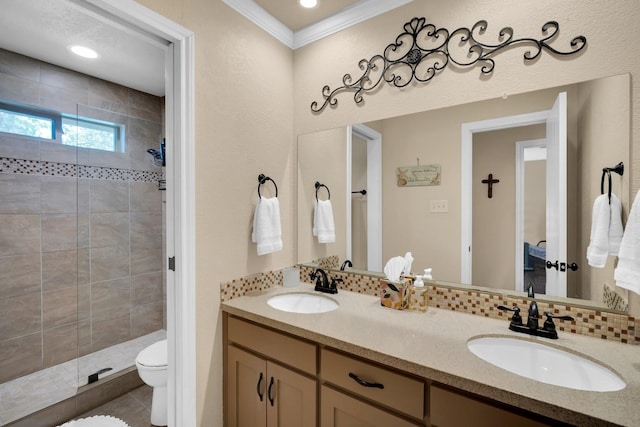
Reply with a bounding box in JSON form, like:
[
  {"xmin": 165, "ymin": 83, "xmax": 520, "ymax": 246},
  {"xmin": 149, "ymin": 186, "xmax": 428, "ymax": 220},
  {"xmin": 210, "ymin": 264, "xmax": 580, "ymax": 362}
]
[
  {"xmin": 223, "ymin": 259, "xmax": 638, "ymax": 346},
  {"xmin": 0, "ymin": 157, "xmax": 164, "ymax": 183}
]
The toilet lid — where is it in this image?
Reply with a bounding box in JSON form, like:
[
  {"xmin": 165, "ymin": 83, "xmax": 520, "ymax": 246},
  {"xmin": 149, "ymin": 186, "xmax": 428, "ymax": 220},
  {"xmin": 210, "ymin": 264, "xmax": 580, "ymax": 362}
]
[{"xmin": 136, "ymin": 339, "xmax": 167, "ymax": 367}]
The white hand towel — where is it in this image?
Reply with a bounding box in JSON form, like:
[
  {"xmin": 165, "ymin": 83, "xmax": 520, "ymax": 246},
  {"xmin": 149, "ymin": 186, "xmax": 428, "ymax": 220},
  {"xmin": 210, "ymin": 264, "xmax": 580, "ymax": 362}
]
[
  {"xmin": 252, "ymin": 197, "xmax": 282, "ymax": 255},
  {"xmin": 313, "ymin": 199, "xmax": 335, "ymax": 243},
  {"xmin": 615, "ymin": 190, "xmax": 640, "ymax": 295},
  {"xmin": 586, "ymin": 194, "xmax": 610, "ymax": 268},
  {"xmin": 609, "ymin": 193, "xmax": 623, "ymax": 256}
]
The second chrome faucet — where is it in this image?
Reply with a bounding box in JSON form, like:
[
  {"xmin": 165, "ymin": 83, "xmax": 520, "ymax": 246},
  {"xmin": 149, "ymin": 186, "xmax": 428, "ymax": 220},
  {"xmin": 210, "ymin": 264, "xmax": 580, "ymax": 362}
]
[{"xmin": 498, "ymin": 286, "xmax": 574, "ymax": 339}]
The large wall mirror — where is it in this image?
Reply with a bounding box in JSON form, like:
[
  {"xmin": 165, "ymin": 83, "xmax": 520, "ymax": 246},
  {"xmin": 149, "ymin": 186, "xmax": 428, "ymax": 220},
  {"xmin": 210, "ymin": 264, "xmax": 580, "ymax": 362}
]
[{"xmin": 298, "ymin": 73, "xmax": 630, "ymax": 312}]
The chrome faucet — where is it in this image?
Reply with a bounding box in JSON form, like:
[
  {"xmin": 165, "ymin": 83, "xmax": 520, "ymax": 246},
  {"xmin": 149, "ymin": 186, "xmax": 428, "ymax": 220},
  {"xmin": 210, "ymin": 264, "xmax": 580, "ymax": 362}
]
[
  {"xmin": 310, "ymin": 268, "xmax": 340, "ymax": 294},
  {"xmin": 498, "ymin": 284, "xmax": 574, "ymax": 339}
]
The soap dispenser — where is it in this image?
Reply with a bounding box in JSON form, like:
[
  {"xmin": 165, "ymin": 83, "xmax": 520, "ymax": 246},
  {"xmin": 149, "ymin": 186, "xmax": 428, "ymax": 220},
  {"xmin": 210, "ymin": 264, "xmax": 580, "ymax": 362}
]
[{"xmin": 409, "ymin": 274, "xmax": 428, "ymax": 312}]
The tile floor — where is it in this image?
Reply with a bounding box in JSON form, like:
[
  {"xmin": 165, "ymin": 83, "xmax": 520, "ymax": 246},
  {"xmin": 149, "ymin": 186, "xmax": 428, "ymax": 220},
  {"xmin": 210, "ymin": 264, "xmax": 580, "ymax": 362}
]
[{"xmin": 73, "ymin": 385, "xmax": 156, "ymax": 427}]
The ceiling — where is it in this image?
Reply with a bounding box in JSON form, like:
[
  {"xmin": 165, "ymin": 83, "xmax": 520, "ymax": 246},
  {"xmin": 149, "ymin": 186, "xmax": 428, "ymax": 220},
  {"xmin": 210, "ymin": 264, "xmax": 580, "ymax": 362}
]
[{"xmin": 0, "ymin": 0, "xmax": 410, "ymax": 97}]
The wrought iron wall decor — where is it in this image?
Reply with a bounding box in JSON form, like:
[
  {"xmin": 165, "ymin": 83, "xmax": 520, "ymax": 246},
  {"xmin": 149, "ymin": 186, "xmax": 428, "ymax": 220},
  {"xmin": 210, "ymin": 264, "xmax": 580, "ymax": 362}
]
[{"xmin": 310, "ymin": 17, "xmax": 586, "ymax": 113}]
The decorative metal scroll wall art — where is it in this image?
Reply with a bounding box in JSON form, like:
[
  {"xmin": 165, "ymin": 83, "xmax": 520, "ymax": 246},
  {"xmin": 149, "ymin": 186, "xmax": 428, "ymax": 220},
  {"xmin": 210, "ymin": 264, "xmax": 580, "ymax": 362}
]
[{"xmin": 310, "ymin": 17, "xmax": 586, "ymax": 113}]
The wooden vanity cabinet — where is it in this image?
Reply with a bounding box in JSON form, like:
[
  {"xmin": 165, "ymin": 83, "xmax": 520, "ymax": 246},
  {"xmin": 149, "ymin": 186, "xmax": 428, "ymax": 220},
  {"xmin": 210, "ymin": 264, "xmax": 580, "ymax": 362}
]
[
  {"xmin": 224, "ymin": 314, "xmax": 559, "ymax": 427},
  {"xmin": 225, "ymin": 316, "xmax": 317, "ymax": 427}
]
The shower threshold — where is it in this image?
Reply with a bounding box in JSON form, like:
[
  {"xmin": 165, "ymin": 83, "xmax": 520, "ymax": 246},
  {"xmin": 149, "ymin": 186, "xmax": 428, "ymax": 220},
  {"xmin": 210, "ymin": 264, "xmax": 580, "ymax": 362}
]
[{"xmin": 0, "ymin": 330, "xmax": 166, "ymax": 425}]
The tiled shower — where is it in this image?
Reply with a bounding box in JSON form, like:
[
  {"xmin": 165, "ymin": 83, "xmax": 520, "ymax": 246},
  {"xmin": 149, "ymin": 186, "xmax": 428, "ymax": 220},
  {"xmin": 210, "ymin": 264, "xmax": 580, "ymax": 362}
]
[{"xmin": 0, "ymin": 48, "xmax": 166, "ymax": 424}]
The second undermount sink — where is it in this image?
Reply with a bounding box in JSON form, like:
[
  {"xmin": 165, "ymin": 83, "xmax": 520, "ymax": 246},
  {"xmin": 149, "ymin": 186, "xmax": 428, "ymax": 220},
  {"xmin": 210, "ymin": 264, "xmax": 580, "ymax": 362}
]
[
  {"xmin": 467, "ymin": 336, "xmax": 625, "ymax": 392},
  {"xmin": 267, "ymin": 293, "xmax": 339, "ymax": 314}
]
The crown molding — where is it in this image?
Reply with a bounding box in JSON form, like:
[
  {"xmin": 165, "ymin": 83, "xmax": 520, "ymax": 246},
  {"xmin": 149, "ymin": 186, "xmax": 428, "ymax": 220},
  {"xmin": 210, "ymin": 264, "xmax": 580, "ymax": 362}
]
[
  {"xmin": 222, "ymin": 0, "xmax": 294, "ymax": 48},
  {"xmin": 294, "ymin": 0, "xmax": 413, "ymax": 49},
  {"xmin": 222, "ymin": 0, "xmax": 414, "ymax": 50}
]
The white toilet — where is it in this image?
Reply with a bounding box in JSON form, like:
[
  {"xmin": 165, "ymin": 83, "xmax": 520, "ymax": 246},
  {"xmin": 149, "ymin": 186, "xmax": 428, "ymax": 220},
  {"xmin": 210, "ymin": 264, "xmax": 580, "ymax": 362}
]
[{"xmin": 135, "ymin": 339, "xmax": 168, "ymax": 426}]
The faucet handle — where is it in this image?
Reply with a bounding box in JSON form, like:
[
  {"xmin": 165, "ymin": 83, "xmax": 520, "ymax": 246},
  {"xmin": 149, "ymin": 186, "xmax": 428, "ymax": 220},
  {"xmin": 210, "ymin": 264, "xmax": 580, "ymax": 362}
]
[
  {"xmin": 543, "ymin": 312, "xmax": 574, "ymax": 332},
  {"xmin": 330, "ymin": 277, "xmax": 343, "ymax": 291},
  {"xmin": 497, "ymin": 305, "xmax": 523, "ymax": 325}
]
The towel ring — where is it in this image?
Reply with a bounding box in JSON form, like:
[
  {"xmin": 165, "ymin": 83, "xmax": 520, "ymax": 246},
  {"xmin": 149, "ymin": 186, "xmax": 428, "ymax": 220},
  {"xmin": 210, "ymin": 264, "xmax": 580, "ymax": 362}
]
[
  {"xmin": 315, "ymin": 182, "xmax": 330, "ymax": 200},
  {"xmin": 600, "ymin": 162, "xmax": 624, "ymax": 204},
  {"xmin": 258, "ymin": 174, "xmax": 278, "ymax": 198}
]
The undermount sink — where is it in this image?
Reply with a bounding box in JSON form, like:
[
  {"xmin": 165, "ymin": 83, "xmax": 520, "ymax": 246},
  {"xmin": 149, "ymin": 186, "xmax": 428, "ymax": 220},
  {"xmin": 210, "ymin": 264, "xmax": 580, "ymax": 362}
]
[
  {"xmin": 267, "ymin": 293, "xmax": 339, "ymax": 314},
  {"xmin": 467, "ymin": 336, "xmax": 625, "ymax": 392}
]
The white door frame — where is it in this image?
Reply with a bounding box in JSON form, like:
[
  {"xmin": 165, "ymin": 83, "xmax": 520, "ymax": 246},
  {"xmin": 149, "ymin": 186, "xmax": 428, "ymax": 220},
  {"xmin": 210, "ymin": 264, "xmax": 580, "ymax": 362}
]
[
  {"xmin": 461, "ymin": 110, "xmax": 549, "ymax": 284},
  {"xmin": 515, "ymin": 139, "xmax": 547, "ymax": 292},
  {"xmin": 84, "ymin": 1, "xmax": 196, "ymax": 426},
  {"xmin": 347, "ymin": 124, "xmax": 382, "ymax": 272}
]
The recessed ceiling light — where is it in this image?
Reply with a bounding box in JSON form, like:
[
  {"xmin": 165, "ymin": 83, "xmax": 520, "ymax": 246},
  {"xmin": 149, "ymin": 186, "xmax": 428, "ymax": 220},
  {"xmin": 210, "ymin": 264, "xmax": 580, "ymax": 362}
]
[
  {"xmin": 300, "ymin": 0, "xmax": 317, "ymax": 8},
  {"xmin": 68, "ymin": 45, "xmax": 99, "ymax": 59}
]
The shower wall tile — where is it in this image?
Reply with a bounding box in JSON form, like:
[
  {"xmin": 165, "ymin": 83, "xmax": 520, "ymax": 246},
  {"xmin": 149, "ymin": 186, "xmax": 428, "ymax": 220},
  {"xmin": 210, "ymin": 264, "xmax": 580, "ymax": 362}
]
[
  {"xmin": 0, "ymin": 174, "xmax": 40, "ymax": 214},
  {"xmin": 129, "ymin": 90, "xmax": 163, "ymax": 123},
  {"xmin": 88, "ymin": 78, "xmax": 129, "ymax": 110},
  {"xmin": 90, "ymin": 180, "xmax": 129, "ymax": 213},
  {"xmin": 41, "ymin": 177, "xmax": 77, "ymax": 214},
  {"xmin": 0, "ymin": 292, "xmax": 41, "ymax": 341},
  {"xmin": 131, "ymin": 272, "xmax": 163, "ymax": 307},
  {"xmin": 0, "ymin": 214, "xmax": 40, "ymax": 257},
  {"xmin": 91, "ymin": 315, "xmax": 130, "ymax": 353},
  {"xmin": 0, "ymin": 254, "xmax": 41, "ymax": 299},
  {"xmin": 43, "ymin": 323, "xmax": 78, "ymax": 368},
  {"xmin": 78, "ymin": 248, "xmax": 90, "ymax": 285},
  {"xmin": 0, "ymin": 48, "xmax": 40, "ymax": 81},
  {"xmin": 131, "ymin": 301, "xmax": 163, "ymax": 338},
  {"xmin": 39, "ymin": 141, "xmax": 78, "ymax": 165},
  {"xmin": 41, "ymin": 250, "xmax": 77, "ymax": 292},
  {"xmin": 130, "ymin": 181, "xmax": 162, "ymax": 213},
  {"xmin": 91, "ymin": 245, "xmax": 130, "ymax": 283},
  {"xmin": 38, "ymin": 83, "xmax": 88, "ymax": 116},
  {"xmin": 40, "ymin": 63, "xmax": 89, "ymax": 92},
  {"xmin": 77, "ymin": 284, "xmax": 90, "ymax": 322},
  {"xmin": 0, "ymin": 48, "xmax": 166, "ymax": 382},
  {"xmin": 130, "ymin": 212, "xmax": 163, "ymax": 275},
  {"xmin": 0, "ymin": 72, "xmax": 39, "ymax": 106},
  {"xmin": 91, "ymin": 213, "xmax": 130, "ymax": 248},
  {"xmin": 91, "ymin": 278, "xmax": 131, "ymax": 323},
  {"xmin": 41, "ymin": 213, "xmax": 78, "ymax": 252},
  {"xmin": 0, "ymin": 332, "xmax": 42, "ymax": 383},
  {"xmin": 0, "ymin": 133, "xmax": 40, "ymax": 161},
  {"xmin": 43, "ymin": 286, "xmax": 78, "ymax": 329}
]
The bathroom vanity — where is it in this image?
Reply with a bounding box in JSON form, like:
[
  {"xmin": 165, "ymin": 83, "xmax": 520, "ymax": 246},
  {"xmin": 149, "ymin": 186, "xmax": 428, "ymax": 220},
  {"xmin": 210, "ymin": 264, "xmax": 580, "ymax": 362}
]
[{"xmin": 222, "ymin": 284, "xmax": 640, "ymax": 426}]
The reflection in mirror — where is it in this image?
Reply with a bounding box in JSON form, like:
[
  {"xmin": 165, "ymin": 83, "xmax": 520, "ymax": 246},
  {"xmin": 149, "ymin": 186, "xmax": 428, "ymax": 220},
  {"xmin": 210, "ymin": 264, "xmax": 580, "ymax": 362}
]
[{"xmin": 298, "ymin": 74, "xmax": 630, "ymax": 312}]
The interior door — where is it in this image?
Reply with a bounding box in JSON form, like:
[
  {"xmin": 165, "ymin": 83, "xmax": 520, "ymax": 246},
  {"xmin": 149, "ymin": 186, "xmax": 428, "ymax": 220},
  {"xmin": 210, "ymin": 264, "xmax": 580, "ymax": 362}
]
[{"xmin": 544, "ymin": 92, "xmax": 568, "ymax": 297}]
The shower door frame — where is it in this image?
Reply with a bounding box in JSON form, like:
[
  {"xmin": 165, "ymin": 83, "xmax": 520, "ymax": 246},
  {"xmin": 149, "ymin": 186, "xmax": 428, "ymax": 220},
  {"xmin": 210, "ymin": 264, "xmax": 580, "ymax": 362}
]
[{"xmin": 81, "ymin": 1, "xmax": 197, "ymax": 426}]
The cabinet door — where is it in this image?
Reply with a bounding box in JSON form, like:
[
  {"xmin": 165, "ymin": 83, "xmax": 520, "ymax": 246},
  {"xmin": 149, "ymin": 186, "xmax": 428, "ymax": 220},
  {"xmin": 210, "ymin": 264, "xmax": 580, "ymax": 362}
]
[
  {"xmin": 227, "ymin": 346, "xmax": 267, "ymax": 427},
  {"xmin": 266, "ymin": 361, "xmax": 317, "ymax": 427},
  {"xmin": 321, "ymin": 386, "xmax": 421, "ymax": 427}
]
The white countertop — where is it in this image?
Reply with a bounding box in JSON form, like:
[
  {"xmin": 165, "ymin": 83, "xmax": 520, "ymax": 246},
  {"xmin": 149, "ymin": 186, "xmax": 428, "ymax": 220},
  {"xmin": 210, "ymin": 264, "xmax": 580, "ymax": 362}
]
[{"xmin": 222, "ymin": 283, "xmax": 640, "ymax": 426}]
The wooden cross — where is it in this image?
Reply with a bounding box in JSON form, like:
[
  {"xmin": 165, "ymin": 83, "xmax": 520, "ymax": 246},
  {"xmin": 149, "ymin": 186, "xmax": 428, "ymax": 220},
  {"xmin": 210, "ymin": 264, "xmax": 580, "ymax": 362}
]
[{"xmin": 481, "ymin": 173, "xmax": 500, "ymax": 198}]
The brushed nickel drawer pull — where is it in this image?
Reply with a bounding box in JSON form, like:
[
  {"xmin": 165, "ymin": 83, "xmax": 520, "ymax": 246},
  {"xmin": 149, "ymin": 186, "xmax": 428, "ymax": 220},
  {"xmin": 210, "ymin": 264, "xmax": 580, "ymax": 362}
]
[{"xmin": 349, "ymin": 372, "xmax": 384, "ymax": 389}]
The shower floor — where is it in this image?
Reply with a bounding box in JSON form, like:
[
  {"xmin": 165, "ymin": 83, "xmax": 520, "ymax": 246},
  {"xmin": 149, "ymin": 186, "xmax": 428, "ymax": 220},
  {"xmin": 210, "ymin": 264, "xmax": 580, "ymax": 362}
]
[{"xmin": 0, "ymin": 330, "xmax": 166, "ymax": 425}]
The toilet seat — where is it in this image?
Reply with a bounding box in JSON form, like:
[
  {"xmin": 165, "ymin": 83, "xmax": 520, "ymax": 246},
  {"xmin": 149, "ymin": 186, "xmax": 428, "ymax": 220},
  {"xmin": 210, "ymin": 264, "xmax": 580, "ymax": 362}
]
[{"xmin": 136, "ymin": 339, "xmax": 167, "ymax": 368}]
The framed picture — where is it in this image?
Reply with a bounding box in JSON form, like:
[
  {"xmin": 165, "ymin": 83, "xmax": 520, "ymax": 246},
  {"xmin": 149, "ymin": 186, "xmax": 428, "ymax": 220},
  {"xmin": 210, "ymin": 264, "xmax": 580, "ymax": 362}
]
[{"xmin": 396, "ymin": 164, "xmax": 441, "ymax": 187}]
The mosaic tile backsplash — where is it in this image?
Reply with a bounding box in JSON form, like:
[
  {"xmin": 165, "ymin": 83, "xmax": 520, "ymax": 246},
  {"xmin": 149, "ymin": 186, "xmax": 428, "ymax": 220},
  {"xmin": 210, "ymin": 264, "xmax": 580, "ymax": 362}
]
[{"xmin": 221, "ymin": 257, "xmax": 638, "ymax": 346}]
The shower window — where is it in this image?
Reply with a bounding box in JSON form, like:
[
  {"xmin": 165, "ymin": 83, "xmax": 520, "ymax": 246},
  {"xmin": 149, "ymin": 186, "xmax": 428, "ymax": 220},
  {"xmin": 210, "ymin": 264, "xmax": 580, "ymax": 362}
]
[
  {"xmin": 61, "ymin": 116, "xmax": 125, "ymax": 152},
  {"xmin": 0, "ymin": 103, "xmax": 57, "ymax": 140},
  {"xmin": 0, "ymin": 100, "xmax": 125, "ymax": 152}
]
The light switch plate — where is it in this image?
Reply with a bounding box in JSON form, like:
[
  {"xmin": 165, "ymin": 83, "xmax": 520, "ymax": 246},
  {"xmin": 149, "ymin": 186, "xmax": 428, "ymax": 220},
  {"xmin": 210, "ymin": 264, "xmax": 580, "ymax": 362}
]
[{"xmin": 430, "ymin": 200, "xmax": 448, "ymax": 213}]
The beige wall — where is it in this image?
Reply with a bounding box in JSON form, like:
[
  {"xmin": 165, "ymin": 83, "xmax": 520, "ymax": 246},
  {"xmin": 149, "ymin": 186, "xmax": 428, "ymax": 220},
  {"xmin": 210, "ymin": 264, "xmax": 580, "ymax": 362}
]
[
  {"xmin": 351, "ymin": 133, "xmax": 368, "ymax": 269},
  {"xmin": 298, "ymin": 128, "xmax": 347, "ymax": 263},
  {"xmin": 134, "ymin": 0, "xmax": 640, "ymax": 425},
  {"xmin": 138, "ymin": 1, "xmax": 294, "ymax": 425}
]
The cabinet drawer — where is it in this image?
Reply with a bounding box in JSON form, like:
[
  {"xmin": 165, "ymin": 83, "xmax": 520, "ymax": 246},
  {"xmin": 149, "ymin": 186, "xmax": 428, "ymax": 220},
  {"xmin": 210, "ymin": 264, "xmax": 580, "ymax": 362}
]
[
  {"xmin": 430, "ymin": 385, "xmax": 548, "ymax": 427},
  {"xmin": 321, "ymin": 385, "xmax": 422, "ymax": 427},
  {"xmin": 227, "ymin": 316, "xmax": 316, "ymax": 375},
  {"xmin": 320, "ymin": 348, "xmax": 424, "ymax": 420}
]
